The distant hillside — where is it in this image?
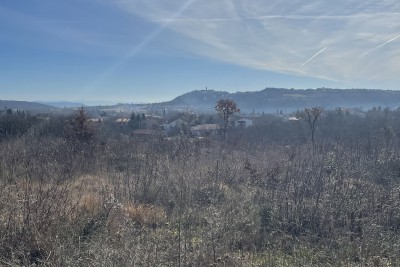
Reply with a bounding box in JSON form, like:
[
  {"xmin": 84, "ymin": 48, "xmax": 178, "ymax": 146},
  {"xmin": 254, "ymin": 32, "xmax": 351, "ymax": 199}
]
[
  {"xmin": 14, "ymin": 88, "xmax": 400, "ymax": 115},
  {"xmin": 0, "ymin": 100, "xmax": 57, "ymax": 112},
  {"xmin": 37, "ymin": 100, "xmax": 144, "ymax": 108},
  {"xmin": 36, "ymin": 101, "xmax": 83, "ymax": 108},
  {"xmin": 163, "ymin": 88, "xmax": 400, "ymax": 113}
]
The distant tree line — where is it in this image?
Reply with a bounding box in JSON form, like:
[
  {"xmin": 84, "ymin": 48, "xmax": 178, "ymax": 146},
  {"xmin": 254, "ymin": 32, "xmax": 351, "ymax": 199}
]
[
  {"xmin": 129, "ymin": 112, "xmax": 146, "ymax": 130},
  {"xmin": 0, "ymin": 109, "xmax": 37, "ymax": 140}
]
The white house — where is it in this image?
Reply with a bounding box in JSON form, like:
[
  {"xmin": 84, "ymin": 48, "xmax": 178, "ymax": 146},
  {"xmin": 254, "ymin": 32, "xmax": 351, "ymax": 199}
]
[
  {"xmin": 115, "ymin": 118, "xmax": 130, "ymax": 123},
  {"xmin": 190, "ymin": 124, "xmax": 220, "ymax": 136},
  {"xmin": 163, "ymin": 119, "xmax": 184, "ymax": 132}
]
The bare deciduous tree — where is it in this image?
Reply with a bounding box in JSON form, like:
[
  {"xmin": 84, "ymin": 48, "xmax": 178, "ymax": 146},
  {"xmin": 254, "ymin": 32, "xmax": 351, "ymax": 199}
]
[
  {"xmin": 215, "ymin": 99, "xmax": 240, "ymax": 139},
  {"xmin": 305, "ymin": 107, "xmax": 322, "ymax": 145}
]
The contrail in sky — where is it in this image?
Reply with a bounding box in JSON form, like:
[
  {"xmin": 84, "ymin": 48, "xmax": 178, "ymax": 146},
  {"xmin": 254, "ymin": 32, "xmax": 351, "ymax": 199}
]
[
  {"xmin": 153, "ymin": 12, "xmax": 400, "ymax": 22},
  {"xmin": 377, "ymin": 34, "xmax": 400, "ymax": 48},
  {"xmin": 81, "ymin": 0, "xmax": 197, "ymax": 99},
  {"xmin": 361, "ymin": 33, "xmax": 400, "ymax": 57},
  {"xmin": 301, "ymin": 46, "xmax": 328, "ymax": 67}
]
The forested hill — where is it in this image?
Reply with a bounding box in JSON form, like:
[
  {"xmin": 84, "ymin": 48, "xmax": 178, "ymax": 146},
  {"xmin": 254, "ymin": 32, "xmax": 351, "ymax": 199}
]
[
  {"xmin": 0, "ymin": 100, "xmax": 57, "ymax": 112},
  {"xmin": 166, "ymin": 88, "xmax": 400, "ymax": 113}
]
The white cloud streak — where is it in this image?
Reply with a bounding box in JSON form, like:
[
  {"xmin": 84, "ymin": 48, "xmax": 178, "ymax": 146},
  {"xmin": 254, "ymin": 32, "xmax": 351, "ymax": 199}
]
[
  {"xmin": 83, "ymin": 0, "xmax": 197, "ymax": 96},
  {"xmin": 361, "ymin": 33, "xmax": 400, "ymax": 57},
  {"xmin": 153, "ymin": 12, "xmax": 400, "ymax": 22},
  {"xmin": 301, "ymin": 46, "xmax": 328, "ymax": 67},
  {"xmin": 377, "ymin": 34, "xmax": 400, "ymax": 48},
  {"xmin": 110, "ymin": 0, "xmax": 400, "ymax": 85}
]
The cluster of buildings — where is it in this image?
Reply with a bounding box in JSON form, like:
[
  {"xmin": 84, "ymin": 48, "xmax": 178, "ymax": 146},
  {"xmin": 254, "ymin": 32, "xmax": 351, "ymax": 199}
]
[
  {"xmin": 162, "ymin": 117, "xmax": 253, "ymax": 137},
  {"xmin": 96, "ymin": 114, "xmax": 255, "ymax": 138}
]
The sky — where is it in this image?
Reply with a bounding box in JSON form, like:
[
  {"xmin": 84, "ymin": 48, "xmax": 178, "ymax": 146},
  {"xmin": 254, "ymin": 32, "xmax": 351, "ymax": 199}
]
[{"xmin": 1, "ymin": 0, "xmax": 400, "ymax": 103}]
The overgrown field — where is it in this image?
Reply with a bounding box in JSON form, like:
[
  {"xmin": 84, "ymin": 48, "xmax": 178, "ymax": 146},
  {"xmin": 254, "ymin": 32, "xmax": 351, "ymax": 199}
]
[{"xmin": 1, "ymin": 108, "xmax": 400, "ymax": 266}]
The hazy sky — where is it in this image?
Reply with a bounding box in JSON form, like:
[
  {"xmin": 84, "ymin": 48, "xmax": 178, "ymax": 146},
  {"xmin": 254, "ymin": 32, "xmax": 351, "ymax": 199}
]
[{"xmin": 1, "ymin": 0, "xmax": 400, "ymax": 102}]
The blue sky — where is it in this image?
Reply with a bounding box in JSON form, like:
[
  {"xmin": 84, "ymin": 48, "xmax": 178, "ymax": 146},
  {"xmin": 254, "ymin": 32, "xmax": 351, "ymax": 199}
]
[{"xmin": 1, "ymin": 0, "xmax": 400, "ymax": 103}]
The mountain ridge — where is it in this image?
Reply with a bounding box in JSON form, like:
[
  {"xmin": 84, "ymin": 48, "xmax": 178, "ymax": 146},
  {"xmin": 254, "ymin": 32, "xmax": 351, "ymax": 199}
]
[
  {"xmin": 163, "ymin": 87, "xmax": 400, "ymax": 113},
  {"xmin": 3, "ymin": 87, "xmax": 400, "ymax": 114},
  {"xmin": 0, "ymin": 100, "xmax": 57, "ymax": 112}
]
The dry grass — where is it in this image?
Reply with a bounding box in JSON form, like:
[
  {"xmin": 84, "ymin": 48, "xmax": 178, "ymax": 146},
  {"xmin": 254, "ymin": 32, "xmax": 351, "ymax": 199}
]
[
  {"xmin": 3, "ymin": 110, "xmax": 400, "ymax": 265},
  {"xmin": 123, "ymin": 203, "xmax": 166, "ymax": 226},
  {"xmin": 72, "ymin": 175, "xmax": 107, "ymax": 211}
]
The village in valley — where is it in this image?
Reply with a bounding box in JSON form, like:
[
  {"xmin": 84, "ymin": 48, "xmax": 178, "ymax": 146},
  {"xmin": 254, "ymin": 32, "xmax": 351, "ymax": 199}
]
[
  {"xmin": 2, "ymin": 90, "xmax": 400, "ymax": 265},
  {"xmin": 100, "ymin": 109, "xmax": 254, "ymax": 139}
]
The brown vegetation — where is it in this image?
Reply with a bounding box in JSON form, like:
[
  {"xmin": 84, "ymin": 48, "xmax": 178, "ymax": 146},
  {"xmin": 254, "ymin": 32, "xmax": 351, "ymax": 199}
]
[{"xmin": 1, "ymin": 106, "xmax": 400, "ymax": 265}]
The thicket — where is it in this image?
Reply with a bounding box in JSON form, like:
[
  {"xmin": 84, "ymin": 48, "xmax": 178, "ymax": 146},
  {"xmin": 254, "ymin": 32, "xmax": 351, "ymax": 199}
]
[{"xmin": 1, "ymin": 107, "xmax": 400, "ymax": 266}]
